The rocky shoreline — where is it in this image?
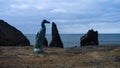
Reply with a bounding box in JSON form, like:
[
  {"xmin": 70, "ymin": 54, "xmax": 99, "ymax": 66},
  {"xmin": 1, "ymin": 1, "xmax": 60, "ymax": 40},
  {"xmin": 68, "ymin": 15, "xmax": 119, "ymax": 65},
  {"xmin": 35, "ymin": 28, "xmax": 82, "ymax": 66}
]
[{"xmin": 0, "ymin": 45, "xmax": 120, "ymax": 68}]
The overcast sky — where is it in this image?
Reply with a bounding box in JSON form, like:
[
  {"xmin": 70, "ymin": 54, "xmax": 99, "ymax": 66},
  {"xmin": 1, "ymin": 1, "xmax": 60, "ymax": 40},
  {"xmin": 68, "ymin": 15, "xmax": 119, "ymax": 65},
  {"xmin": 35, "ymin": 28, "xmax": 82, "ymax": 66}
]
[{"xmin": 0, "ymin": 0, "xmax": 120, "ymax": 34}]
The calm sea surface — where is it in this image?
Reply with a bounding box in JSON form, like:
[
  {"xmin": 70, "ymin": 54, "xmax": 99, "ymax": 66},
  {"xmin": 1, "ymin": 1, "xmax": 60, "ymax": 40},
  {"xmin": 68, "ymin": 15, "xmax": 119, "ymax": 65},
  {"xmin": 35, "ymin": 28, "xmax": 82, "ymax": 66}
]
[{"xmin": 25, "ymin": 34, "xmax": 120, "ymax": 48}]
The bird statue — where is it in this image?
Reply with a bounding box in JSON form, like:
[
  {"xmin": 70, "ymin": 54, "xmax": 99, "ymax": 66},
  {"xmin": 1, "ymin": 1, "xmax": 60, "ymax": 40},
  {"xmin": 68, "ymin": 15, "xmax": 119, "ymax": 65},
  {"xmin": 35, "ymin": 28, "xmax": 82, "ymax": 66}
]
[{"xmin": 34, "ymin": 19, "xmax": 50, "ymax": 53}]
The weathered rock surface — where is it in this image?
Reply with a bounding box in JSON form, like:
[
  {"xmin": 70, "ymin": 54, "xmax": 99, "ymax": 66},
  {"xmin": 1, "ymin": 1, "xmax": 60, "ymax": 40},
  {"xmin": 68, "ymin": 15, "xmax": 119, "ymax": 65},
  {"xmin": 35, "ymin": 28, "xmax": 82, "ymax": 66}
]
[
  {"xmin": 0, "ymin": 20, "xmax": 30, "ymax": 46},
  {"xmin": 49, "ymin": 22, "xmax": 64, "ymax": 48},
  {"xmin": 80, "ymin": 29, "xmax": 99, "ymax": 46},
  {"xmin": 42, "ymin": 38, "xmax": 48, "ymax": 47}
]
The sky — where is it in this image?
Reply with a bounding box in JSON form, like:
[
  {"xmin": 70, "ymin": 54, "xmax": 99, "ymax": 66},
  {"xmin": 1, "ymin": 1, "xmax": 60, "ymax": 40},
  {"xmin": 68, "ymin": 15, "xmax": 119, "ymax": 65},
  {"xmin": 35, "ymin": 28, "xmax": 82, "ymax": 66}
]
[{"xmin": 0, "ymin": 0, "xmax": 120, "ymax": 34}]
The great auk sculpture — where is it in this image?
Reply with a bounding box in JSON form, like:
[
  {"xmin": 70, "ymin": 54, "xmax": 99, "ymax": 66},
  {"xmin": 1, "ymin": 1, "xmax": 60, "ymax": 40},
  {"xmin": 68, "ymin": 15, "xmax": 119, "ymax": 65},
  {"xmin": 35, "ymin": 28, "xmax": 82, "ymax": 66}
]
[{"xmin": 34, "ymin": 19, "xmax": 50, "ymax": 53}]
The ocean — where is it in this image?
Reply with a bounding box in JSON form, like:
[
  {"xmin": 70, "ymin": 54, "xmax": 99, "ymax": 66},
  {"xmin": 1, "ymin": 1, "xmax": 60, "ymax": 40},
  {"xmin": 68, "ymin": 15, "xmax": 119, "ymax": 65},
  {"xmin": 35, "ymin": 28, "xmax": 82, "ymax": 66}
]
[{"xmin": 25, "ymin": 34, "xmax": 120, "ymax": 48}]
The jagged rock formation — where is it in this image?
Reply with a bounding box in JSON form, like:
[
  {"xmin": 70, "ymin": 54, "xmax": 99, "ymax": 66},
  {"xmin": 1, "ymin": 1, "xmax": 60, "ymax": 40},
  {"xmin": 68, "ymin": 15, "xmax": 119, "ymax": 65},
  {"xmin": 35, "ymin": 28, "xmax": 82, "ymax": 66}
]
[
  {"xmin": 0, "ymin": 20, "xmax": 30, "ymax": 46},
  {"xmin": 42, "ymin": 38, "xmax": 48, "ymax": 47},
  {"xmin": 80, "ymin": 29, "xmax": 99, "ymax": 46},
  {"xmin": 49, "ymin": 22, "xmax": 64, "ymax": 48}
]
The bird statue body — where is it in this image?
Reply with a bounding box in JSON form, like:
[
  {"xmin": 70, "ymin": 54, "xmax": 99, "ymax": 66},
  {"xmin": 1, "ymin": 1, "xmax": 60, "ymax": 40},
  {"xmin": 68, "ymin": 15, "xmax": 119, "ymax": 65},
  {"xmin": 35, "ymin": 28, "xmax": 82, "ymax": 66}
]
[{"xmin": 34, "ymin": 19, "xmax": 50, "ymax": 53}]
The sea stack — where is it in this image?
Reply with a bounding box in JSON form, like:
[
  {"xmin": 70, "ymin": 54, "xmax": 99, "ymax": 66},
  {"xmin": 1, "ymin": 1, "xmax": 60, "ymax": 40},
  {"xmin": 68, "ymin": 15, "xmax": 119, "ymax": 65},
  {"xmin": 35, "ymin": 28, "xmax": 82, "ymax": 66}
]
[
  {"xmin": 49, "ymin": 22, "xmax": 64, "ymax": 48},
  {"xmin": 80, "ymin": 29, "xmax": 99, "ymax": 46},
  {"xmin": 0, "ymin": 20, "xmax": 30, "ymax": 46}
]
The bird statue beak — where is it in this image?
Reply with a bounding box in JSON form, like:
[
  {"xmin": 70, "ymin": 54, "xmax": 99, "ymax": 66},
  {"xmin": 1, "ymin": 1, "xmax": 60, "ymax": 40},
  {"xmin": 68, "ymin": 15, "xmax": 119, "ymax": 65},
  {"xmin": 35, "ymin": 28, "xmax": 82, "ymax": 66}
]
[
  {"xmin": 47, "ymin": 22, "xmax": 50, "ymax": 24},
  {"xmin": 43, "ymin": 19, "xmax": 50, "ymax": 24}
]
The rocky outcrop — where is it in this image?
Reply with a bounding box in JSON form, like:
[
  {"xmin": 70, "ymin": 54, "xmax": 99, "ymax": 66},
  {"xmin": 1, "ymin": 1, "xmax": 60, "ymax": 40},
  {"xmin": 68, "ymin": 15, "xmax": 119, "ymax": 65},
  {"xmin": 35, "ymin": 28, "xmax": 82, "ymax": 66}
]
[
  {"xmin": 80, "ymin": 29, "xmax": 99, "ymax": 46},
  {"xmin": 42, "ymin": 38, "xmax": 48, "ymax": 47},
  {"xmin": 0, "ymin": 20, "xmax": 30, "ymax": 46},
  {"xmin": 49, "ymin": 22, "xmax": 64, "ymax": 48}
]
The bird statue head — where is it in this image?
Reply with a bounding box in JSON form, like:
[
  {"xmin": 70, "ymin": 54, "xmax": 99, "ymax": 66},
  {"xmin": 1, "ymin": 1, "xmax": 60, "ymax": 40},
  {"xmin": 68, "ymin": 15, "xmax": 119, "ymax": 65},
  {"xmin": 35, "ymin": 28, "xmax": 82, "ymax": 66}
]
[{"xmin": 42, "ymin": 19, "xmax": 50, "ymax": 24}]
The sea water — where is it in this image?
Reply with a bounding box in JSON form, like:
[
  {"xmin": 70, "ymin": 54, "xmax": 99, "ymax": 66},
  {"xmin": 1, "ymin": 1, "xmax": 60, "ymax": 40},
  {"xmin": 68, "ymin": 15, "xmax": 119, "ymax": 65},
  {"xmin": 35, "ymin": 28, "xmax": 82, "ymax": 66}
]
[{"xmin": 25, "ymin": 34, "xmax": 120, "ymax": 48}]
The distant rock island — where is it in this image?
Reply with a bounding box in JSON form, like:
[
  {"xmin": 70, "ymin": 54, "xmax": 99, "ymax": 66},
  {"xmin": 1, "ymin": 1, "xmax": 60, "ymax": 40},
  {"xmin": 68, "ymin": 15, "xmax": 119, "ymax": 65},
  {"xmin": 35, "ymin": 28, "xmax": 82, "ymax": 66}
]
[
  {"xmin": 0, "ymin": 20, "xmax": 30, "ymax": 46},
  {"xmin": 80, "ymin": 29, "xmax": 99, "ymax": 46}
]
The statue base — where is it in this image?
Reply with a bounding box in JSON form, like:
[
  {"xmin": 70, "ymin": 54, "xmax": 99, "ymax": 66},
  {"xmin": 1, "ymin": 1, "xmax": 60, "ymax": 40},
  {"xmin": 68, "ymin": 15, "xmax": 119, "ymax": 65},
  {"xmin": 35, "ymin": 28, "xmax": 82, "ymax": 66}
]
[{"xmin": 34, "ymin": 48, "xmax": 45, "ymax": 54}]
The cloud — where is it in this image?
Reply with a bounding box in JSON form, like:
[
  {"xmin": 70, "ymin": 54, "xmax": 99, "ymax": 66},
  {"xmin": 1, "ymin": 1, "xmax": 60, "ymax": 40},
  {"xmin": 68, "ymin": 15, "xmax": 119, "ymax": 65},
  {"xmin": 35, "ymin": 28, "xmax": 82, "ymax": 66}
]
[
  {"xmin": 50, "ymin": 9, "xmax": 67, "ymax": 13},
  {"xmin": 56, "ymin": 22, "xmax": 120, "ymax": 34},
  {"xmin": 10, "ymin": 4, "xmax": 30, "ymax": 9},
  {"xmin": 0, "ymin": 0, "xmax": 120, "ymax": 34}
]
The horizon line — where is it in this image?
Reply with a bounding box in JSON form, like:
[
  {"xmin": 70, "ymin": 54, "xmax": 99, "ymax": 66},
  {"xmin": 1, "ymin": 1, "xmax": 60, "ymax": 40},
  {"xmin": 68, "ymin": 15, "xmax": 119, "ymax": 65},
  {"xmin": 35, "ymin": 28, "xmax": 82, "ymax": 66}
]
[{"xmin": 24, "ymin": 33, "xmax": 120, "ymax": 35}]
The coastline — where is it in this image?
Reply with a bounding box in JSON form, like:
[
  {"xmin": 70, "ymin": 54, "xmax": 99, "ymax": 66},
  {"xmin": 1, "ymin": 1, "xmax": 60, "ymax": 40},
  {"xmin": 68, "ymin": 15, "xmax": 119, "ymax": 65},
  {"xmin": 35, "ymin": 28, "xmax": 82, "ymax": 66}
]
[
  {"xmin": 0, "ymin": 45, "xmax": 120, "ymax": 68},
  {"xmin": 25, "ymin": 34, "xmax": 120, "ymax": 48}
]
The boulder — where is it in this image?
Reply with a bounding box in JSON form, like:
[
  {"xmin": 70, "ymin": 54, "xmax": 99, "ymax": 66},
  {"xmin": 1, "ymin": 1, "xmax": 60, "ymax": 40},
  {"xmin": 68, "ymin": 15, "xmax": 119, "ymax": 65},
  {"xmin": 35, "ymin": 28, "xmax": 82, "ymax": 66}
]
[
  {"xmin": 49, "ymin": 22, "xmax": 64, "ymax": 48},
  {"xmin": 0, "ymin": 20, "xmax": 30, "ymax": 46},
  {"xmin": 80, "ymin": 29, "xmax": 99, "ymax": 46}
]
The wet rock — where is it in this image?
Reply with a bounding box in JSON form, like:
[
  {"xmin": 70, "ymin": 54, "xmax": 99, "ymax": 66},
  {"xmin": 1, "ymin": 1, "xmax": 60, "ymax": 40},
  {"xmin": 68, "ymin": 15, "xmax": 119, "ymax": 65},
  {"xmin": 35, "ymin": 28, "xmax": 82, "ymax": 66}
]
[
  {"xmin": 0, "ymin": 20, "xmax": 30, "ymax": 46},
  {"xmin": 49, "ymin": 22, "xmax": 64, "ymax": 48},
  {"xmin": 80, "ymin": 29, "xmax": 99, "ymax": 46}
]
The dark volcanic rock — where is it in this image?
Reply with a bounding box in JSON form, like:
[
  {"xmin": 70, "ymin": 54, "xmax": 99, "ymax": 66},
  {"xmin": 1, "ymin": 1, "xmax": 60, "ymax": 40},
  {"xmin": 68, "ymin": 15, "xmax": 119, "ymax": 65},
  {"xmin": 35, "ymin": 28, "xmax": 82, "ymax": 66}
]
[
  {"xmin": 42, "ymin": 38, "xmax": 48, "ymax": 47},
  {"xmin": 80, "ymin": 29, "xmax": 99, "ymax": 46},
  {"xmin": 49, "ymin": 22, "xmax": 64, "ymax": 48},
  {"xmin": 0, "ymin": 20, "xmax": 30, "ymax": 46}
]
